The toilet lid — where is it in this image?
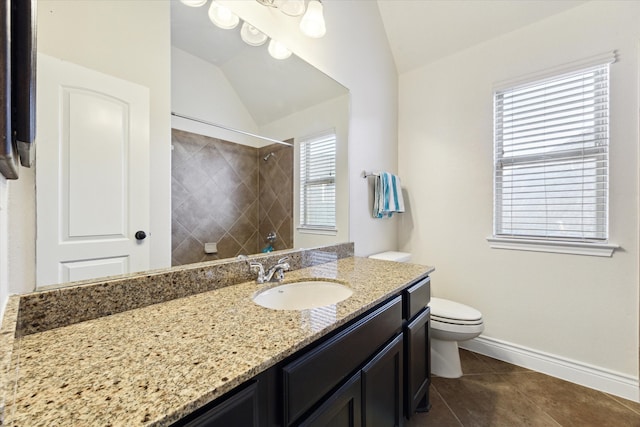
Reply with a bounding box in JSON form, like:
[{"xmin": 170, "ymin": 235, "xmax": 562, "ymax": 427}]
[{"xmin": 429, "ymin": 297, "xmax": 482, "ymax": 321}]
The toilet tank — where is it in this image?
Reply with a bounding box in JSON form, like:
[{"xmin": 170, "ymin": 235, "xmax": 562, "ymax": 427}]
[{"xmin": 368, "ymin": 251, "xmax": 412, "ymax": 263}]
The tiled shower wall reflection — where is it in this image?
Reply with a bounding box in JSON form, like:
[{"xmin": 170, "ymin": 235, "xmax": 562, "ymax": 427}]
[
  {"xmin": 259, "ymin": 143, "xmax": 293, "ymax": 253},
  {"xmin": 171, "ymin": 129, "xmax": 293, "ymax": 265}
]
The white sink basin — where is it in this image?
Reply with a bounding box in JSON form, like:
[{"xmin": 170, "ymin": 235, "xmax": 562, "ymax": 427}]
[{"xmin": 252, "ymin": 280, "xmax": 353, "ymax": 310}]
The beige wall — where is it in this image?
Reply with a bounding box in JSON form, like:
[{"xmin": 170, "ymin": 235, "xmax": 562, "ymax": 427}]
[{"xmin": 398, "ymin": 0, "xmax": 639, "ymax": 385}]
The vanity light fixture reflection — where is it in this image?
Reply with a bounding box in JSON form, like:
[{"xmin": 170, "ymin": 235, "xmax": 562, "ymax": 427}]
[
  {"xmin": 180, "ymin": 0, "xmax": 322, "ymax": 60},
  {"xmin": 275, "ymin": 0, "xmax": 306, "ymax": 17},
  {"xmin": 187, "ymin": 1, "xmax": 293, "ymax": 60},
  {"xmin": 240, "ymin": 22, "xmax": 268, "ymax": 47},
  {"xmin": 300, "ymin": 0, "xmax": 326, "ymax": 38},
  {"xmin": 180, "ymin": 0, "xmax": 208, "ymax": 7},
  {"xmin": 268, "ymin": 39, "xmax": 292, "ymax": 60},
  {"xmin": 257, "ymin": 0, "xmax": 306, "ymax": 17},
  {"xmin": 208, "ymin": 1, "xmax": 240, "ymax": 30},
  {"xmin": 256, "ymin": 0, "xmax": 327, "ymax": 38}
]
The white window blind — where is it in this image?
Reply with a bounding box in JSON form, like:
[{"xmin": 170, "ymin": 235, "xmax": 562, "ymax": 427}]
[
  {"xmin": 494, "ymin": 62, "xmax": 611, "ymax": 242},
  {"xmin": 300, "ymin": 131, "xmax": 336, "ymax": 230}
]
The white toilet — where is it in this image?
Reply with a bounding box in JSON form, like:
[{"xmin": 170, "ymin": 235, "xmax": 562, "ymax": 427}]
[
  {"xmin": 429, "ymin": 297, "xmax": 483, "ymax": 378},
  {"xmin": 368, "ymin": 251, "xmax": 484, "ymax": 379}
]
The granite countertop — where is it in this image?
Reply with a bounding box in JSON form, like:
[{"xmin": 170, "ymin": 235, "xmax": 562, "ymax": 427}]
[{"xmin": 2, "ymin": 256, "xmax": 433, "ymax": 426}]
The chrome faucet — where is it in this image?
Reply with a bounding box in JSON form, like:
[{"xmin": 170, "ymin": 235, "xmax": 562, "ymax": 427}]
[
  {"xmin": 238, "ymin": 255, "xmax": 290, "ymax": 284},
  {"xmin": 264, "ymin": 257, "xmax": 290, "ymax": 283}
]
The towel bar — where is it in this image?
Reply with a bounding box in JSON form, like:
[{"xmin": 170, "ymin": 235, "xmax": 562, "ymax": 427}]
[{"xmin": 362, "ymin": 171, "xmax": 379, "ymax": 178}]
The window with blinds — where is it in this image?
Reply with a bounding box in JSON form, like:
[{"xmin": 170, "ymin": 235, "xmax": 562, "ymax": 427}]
[
  {"xmin": 494, "ymin": 62, "xmax": 610, "ymax": 242},
  {"xmin": 299, "ymin": 131, "xmax": 336, "ymax": 230}
]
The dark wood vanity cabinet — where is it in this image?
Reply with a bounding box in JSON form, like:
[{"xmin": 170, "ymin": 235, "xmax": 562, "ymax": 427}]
[
  {"xmin": 174, "ymin": 276, "xmax": 431, "ymax": 427},
  {"xmin": 299, "ymin": 333, "xmax": 404, "ymax": 427},
  {"xmin": 403, "ymin": 277, "xmax": 431, "ymax": 416},
  {"xmin": 175, "ymin": 378, "xmax": 266, "ymax": 427},
  {"xmin": 405, "ymin": 306, "xmax": 431, "ymax": 414},
  {"xmin": 283, "ymin": 296, "xmax": 403, "ymax": 426}
]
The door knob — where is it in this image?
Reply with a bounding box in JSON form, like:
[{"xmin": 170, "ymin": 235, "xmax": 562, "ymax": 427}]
[{"xmin": 135, "ymin": 230, "xmax": 147, "ymax": 240}]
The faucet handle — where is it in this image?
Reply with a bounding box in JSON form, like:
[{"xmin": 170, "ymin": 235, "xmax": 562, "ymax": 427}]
[
  {"xmin": 248, "ymin": 261, "xmax": 265, "ymax": 284},
  {"xmin": 276, "ymin": 257, "xmax": 290, "ymax": 272}
]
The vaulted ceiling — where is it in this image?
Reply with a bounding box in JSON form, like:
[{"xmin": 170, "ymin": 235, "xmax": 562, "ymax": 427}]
[
  {"xmin": 171, "ymin": 0, "xmax": 590, "ymax": 124},
  {"xmin": 377, "ymin": 0, "xmax": 589, "ymax": 73}
]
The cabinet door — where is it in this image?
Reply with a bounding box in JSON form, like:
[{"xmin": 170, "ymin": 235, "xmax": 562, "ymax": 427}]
[
  {"xmin": 298, "ymin": 373, "xmax": 362, "ymax": 427},
  {"xmin": 178, "ymin": 382, "xmax": 260, "ymax": 427},
  {"xmin": 283, "ymin": 296, "xmax": 402, "ymax": 425},
  {"xmin": 361, "ymin": 334, "xmax": 404, "ymax": 427},
  {"xmin": 405, "ymin": 307, "xmax": 431, "ymax": 416}
]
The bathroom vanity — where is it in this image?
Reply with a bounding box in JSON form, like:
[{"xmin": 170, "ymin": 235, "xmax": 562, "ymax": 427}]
[
  {"xmin": 0, "ymin": 246, "xmax": 433, "ymax": 426},
  {"xmin": 176, "ymin": 276, "xmax": 431, "ymax": 426}
]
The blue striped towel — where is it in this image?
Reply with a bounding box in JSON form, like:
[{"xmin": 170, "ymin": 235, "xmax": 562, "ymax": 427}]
[{"xmin": 373, "ymin": 172, "xmax": 405, "ymax": 218}]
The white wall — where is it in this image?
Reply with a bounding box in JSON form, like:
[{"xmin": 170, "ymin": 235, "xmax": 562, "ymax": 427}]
[
  {"xmin": 0, "ymin": 176, "xmax": 7, "ymax": 320},
  {"xmin": 7, "ymin": 173, "xmax": 35, "ymax": 294},
  {"xmin": 221, "ymin": 0, "xmax": 399, "ymax": 257},
  {"xmin": 171, "ymin": 47, "xmax": 265, "ymax": 147},
  {"xmin": 399, "ymin": 0, "xmax": 639, "ymax": 389},
  {"xmin": 0, "ymin": 173, "xmax": 35, "ymax": 312}
]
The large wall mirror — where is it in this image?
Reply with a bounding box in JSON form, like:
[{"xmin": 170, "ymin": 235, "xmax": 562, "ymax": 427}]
[{"xmin": 34, "ymin": 1, "xmax": 349, "ymax": 289}]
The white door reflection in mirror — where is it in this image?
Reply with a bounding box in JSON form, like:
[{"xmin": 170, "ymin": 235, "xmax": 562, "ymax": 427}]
[{"xmin": 36, "ymin": 54, "xmax": 150, "ymax": 288}]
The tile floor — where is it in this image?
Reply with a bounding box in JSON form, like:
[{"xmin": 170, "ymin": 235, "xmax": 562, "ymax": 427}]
[{"xmin": 407, "ymin": 349, "xmax": 640, "ymax": 427}]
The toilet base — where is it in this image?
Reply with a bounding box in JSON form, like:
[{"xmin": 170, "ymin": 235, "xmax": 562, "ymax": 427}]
[{"xmin": 431, "ymin": 338, "xmax": 463, "ymax": 378}]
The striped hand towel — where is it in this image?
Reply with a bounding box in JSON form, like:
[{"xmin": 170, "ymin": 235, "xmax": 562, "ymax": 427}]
[{"xmin": 373, "ymin": 172, "xmax": 405, "ymax": 218}]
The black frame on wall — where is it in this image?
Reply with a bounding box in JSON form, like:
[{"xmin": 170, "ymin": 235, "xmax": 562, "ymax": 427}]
[{"xmin": 0, "ymin": 0, "xmax": 36, "ymax": 180}]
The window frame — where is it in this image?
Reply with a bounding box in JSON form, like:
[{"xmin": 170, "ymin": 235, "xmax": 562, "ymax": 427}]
[
  {"xmin": 297, "ymin": 129, "xmax": 337, "ymax": 234},
  {"xmin": 488, "ymin": 52, "xmax": 619, "ymax": 257}
]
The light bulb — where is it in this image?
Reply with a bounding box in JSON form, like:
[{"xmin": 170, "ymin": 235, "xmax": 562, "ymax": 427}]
[
  {"xmin": 179, "ymin": 0, "xmax": 207, "ymax": 7},
  {"xmin": 268, "ymin": 39, "xmax": 292, "ymax": 60},
  {"xmin": 300, "ymin": 0, "xmax": 326, "ymax": 38},
  {"xmin": 208, "ymin": 1, "xmax": 239, "ymax": 30},
  {"xmin": 275, "ymin": 0, "xmax": 306, "ymax": 17},
  {"xmin": 240, "ymin": 22, "xmax": 268, "ymax": 46}
]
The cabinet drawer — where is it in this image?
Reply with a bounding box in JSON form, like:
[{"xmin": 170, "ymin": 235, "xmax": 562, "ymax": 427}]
[
  {"xmin": 282, "ymin": 296, "xmax": 403, "ymax": 426},
  {"xmin": 403, "ymin": 277, "xmax": 430, "ymax": 320}
]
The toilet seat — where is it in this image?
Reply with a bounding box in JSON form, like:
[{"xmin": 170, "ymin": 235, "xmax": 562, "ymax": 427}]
[
  {"xmin": 429, "ymin": 297, "xmax": 482, "ymax": 322},
  {"xmin": 431, "ymin": 315, "xmax": 483, "ymax": 326},
  {"xmin": 431, "ymin": 317, "xmax": 484, "ymax": 334}
]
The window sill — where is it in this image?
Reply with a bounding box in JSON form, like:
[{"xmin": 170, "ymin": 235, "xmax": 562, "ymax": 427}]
[
  {"xmin": 297, "ymin": 227, "xmax": 338, "ymax": 236},
  {"xmin": 486, "ymin": 237, "xmax": 619, "ymax": 257}
]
